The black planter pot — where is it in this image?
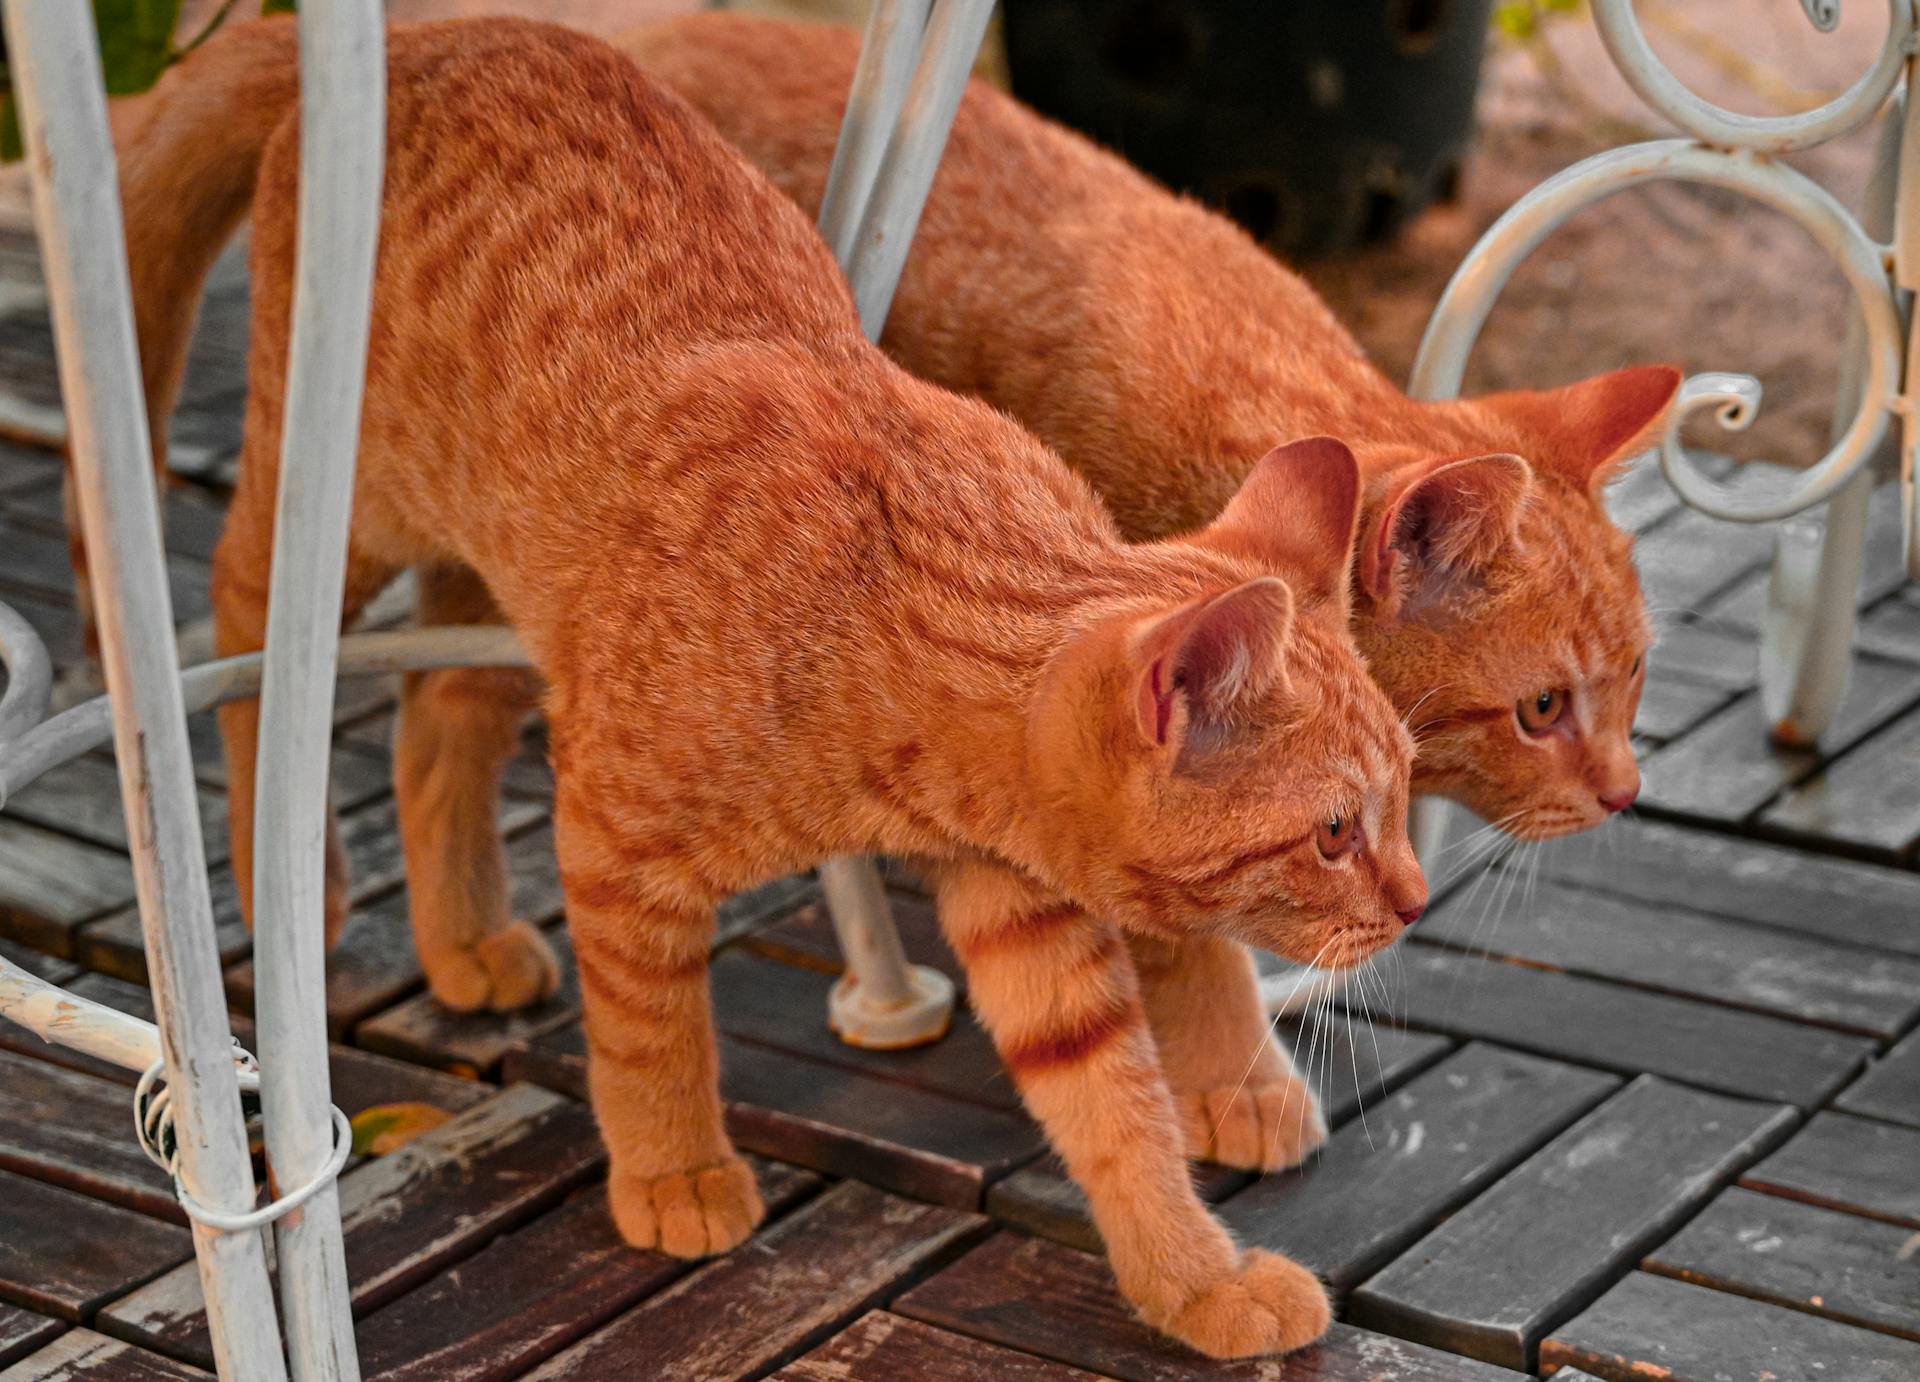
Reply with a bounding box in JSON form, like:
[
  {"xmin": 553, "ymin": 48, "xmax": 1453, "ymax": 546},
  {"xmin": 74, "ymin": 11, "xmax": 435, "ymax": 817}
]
[{"xmin": 1000, "ymin": 0, "xmax": 1496, "ymax": 257}]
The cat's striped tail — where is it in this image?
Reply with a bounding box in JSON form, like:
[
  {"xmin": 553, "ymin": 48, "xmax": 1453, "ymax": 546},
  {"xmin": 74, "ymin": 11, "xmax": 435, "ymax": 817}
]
[{"xmin": 119, "ymin": 16, "xmax": 298, "ymax": 475}]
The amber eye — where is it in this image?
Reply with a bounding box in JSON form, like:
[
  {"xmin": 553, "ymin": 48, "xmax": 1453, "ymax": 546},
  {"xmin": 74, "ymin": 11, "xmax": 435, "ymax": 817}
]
[
  {"xmin": 1317, "ymin": 814, "xmax": 1360, "ymax": 860},
  {"xmin": 1517, "ymin": 688, "xmax": 1568, "ymax": 734}
]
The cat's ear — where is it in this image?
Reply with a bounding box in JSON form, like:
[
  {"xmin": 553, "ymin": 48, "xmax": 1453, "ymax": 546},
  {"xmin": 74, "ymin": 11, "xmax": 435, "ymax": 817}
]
[
  {"xmin": 1481, "ymin": 364, "xmax": 1683, "ymax": 493},
  {"xmin": 1132, "ymin": 577, "xmax": 1294, "ymax": 754},
  {"xmin": 1189, "ymin": 436, "xmax": 1362, "ymax": 616},
  {"xmin": 1360, "ymin": 452, "xmax": 1531, "ymax": 618}
]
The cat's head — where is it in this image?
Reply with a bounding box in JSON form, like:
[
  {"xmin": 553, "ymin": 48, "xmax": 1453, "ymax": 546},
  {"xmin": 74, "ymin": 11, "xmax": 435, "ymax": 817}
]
[
  {"xmin": 1351, "ymin": 365, "xmax": 1680, "ymax": 841},
  {"xmin": 1026, "ymin": 437, "xmax": 1425, "ymax": 970}
]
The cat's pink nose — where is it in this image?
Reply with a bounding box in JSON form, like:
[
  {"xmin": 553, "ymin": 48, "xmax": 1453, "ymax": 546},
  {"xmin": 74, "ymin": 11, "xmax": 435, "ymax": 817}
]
[
  {"xmin": 1395, "ymin": 904, "xmax": 1425, "ymax": 927},
  {"xmin": 1598, "ymin": 787, "xmax": 1638, "ymax": 814}
]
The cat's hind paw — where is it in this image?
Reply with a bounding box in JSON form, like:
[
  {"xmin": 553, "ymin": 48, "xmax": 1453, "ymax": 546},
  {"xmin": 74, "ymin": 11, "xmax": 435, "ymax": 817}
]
[
  {"xmin": 1149, "ymin": 1250, "xmax": 1331, "ymax": 1359},
  {"xmin": 611, "ymin": 1157, "xmax": 765, "ymax": 1258},
  {"xmin": 1176, "ymin": 1074, "xmax": 1326, "ymax": 1171},
  {"xmin": 426, "ymin": 920, "xmax": 562, "ymax": 1014}
]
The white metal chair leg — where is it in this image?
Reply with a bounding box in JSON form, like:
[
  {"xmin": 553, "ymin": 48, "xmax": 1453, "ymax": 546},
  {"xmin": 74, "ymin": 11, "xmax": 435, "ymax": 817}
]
[
  {"xmin": 249, "ymin": 5, "xmax": 383, "ymax": 1378},
  {"xmin": 3, "ymin": 7, "xmax": 288, "ymax": 1376},
  {"xmin": 810, "ymin": 0, "xmax": 993, "ymax": 1050},
  {"xmin": 820, "ymin": 856, "xmax": 955, "ymax": 1049},
  {"xmin": 1763, "ymin": 465, "xmax": 1873, "ymax": 745},
  {"xmin": 1760, "ymin": 89, "xmax": 1902, "ymax": 748}
]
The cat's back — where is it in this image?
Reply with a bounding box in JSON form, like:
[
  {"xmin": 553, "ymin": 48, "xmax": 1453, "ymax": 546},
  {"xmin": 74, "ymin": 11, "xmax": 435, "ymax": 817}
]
[{"xmin": 356, "ymin": 19, "xmax": 860, "ymax": 393}]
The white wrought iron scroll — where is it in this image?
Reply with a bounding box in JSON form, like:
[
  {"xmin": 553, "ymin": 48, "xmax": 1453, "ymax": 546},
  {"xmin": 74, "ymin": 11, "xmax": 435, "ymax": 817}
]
[{"xmin": 1405, "ymin": 0, "xmax": 1920, "ymax": 869}]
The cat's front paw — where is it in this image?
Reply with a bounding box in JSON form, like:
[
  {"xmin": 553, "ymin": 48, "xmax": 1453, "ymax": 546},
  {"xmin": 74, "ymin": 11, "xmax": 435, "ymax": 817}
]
[
  {"xmin": 1149, "ymin": 1250, "xmax": 1331, "ymax": 1359},
  {"xmin": 425, "ymin": 920, "xmax": 562, "ymax": 1014},
  {"xmin": 610, "ymin": 1157, "xmax": 765, "ymax": 1258},
  {"xmin": 1176, "ymin": 1073, "xmax": 1326, "ymax": 1171}
]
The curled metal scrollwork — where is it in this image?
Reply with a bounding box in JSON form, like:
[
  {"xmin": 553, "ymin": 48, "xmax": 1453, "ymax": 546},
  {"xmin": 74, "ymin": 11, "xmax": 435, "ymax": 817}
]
[
  {"xmin": 1592, "ymin": 0, "xmax": 1907, "ymax": 153},
  {"xmin": 1412, "ymin": 136, "xmax": 1902, "ymax": 524}
]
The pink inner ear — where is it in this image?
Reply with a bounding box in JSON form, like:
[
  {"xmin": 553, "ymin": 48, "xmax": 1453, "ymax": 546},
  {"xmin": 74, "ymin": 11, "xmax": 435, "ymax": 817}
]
[{"xmin": 1136, "ymin": 656, "xmax": 1176, "ymax": 746}]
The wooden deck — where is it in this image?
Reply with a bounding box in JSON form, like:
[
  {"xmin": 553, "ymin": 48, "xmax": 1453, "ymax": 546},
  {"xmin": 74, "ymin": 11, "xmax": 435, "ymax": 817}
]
[{"xmin": 2, "ymin": 232, "xmax": 1918, "ymax": 1381}]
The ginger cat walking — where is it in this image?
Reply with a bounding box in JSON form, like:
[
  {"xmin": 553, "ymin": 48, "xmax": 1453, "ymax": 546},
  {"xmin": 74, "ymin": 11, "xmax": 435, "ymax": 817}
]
[
  {"xmin": 628, "ymin": 12, "xmax": 1678, "ymax": 1169},
  {"xmin": 119, "ymin": 18, "xmax": 1425, "ymax": 1357}
]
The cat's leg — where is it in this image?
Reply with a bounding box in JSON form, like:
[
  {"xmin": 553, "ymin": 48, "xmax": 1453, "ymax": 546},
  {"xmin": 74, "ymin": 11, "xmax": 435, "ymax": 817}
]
[
  {"xmin": 212, "ymin": 457, "xmax": 396, "ymax": 949},
  {"xmin": 393, "ymin": 564, "xmax": 558, "ymax": 1012},
  {"xmin": 1131, "ymin": 934, "xmax": 1325, "ymax": 1172},
  {"xmin": 937, "ymin": 859, "xmax": 1329, "ymax": 1358},
  {"xmin": 553, "ymin": 762, "xmax": 763, "ymax": 1258}
]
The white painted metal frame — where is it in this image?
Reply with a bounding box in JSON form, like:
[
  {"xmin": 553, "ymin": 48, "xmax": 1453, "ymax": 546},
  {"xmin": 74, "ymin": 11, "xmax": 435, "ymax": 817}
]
[
  {"xmin": 1407, "ymin": 0, "xmax": 1920, "ymax": 861},
  {"xmin": 250, "ymin": 3, "xmax": 385, "ymax": 1377},
  {"xmin": 811, "ymin": 0, "xmax": 1000, "ymax": 1051},
  {"xmin": 0, "ymin": 5, "xmax": 291, "ymax": 1377},
  {"xmin": 0, "ymin": 2, "xmax": 1008, "ymax": 1368}
]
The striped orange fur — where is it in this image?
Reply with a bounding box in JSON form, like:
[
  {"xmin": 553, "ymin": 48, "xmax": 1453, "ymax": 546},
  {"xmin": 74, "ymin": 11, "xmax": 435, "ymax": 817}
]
[
  {"xmin": 625, "ymin": 9, "xmax": 1677, "ymax": 1188},
  {"xmin": 113, "ymin": 17, "xmax": 1424, "ymax": 1358}
]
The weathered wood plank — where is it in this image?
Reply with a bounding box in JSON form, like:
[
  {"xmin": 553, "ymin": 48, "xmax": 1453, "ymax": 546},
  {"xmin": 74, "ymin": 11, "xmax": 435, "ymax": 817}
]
[
  {"xmin": 1762, "ymin": 700, "xmax": 1920, "ymax": 860},
  {"xmin": 0, "ymin": 937, "xmax": 76, "ymax": 985},
  {"xmin": 1217, "ymin": 1044, "xmax": 1619, "ymax": 1296},
  {"xmin": 1346, "ymin": 1075, "xmax": 1796, "ymax": 1370},
  {"xmin": 228, "ymin": 822, "xmax": 564, "ymax": 1040},
  {"xmin": 1646, "ymin": 1186, "xmax": 1920, "ymax": 1343},
  {"xmin": 355, "ymin": 922, "xmax": 578, "ymax": 1076},
  {"xmin": 1640, "ymin": 655, "xmax": 1920, "ymax": 823},
  {"xmin": 1741, "ymin": 1110, "xmax": 1920, "ymax": 1228},
  {"xmin": 1632, "ymin": 509, "xmax": 1775, "ymax": 617},
  {"xmin": 504, "ymin": 1025, "xmax": 1045, "ymax": 1210},
  {"xmin": 522, "ymin": 1182, "xmax": 987, "ymax": 1382},
  {"xmin": 897, "ymin": 1234, "xmax": 1529, "ymax": 1381},
  {"xmin": 1540, "ymin": 1271, "xmax": 1920, "ymax": 1382},
  {"xmin": 1413, "ymin": 879, "xmax": 1920, "ymax": 1037},
  {"xmin": 0, "ymin": 816, "xmax": 134, "ymax": 956},
  {"xmin": 0, "ymin": 1049, "xmax": 177, "ymax": 1221},
  {"xmin": 1645, "ymin": 621, "xmax": 1757, "ymax": 693},
  {"xmin": 722, "ymin": 1035, "xmax": 1042, "ymax": 1209},
  {"xmin": 771, "ymin": 1312, "xmax": 1109, "ymax": 1382},
  {"xmin": 984, "ymin": 1157, "xmax": 1249, "ymax": 1258},
  {"xmin": 984, "ymin": 1023, "xmax": 1451, "ymax": 1254},
  {"xmin": 81, "ymin": 795, "xmax": 535, "ymax": 984},
  {"xmin": 25, "ymin": 967, "xmax": 487, "ymax": 1120},
  {"xmin": 0, "ymin": 1306, "xmax": 64, "ymax": 1371},
  {"xmin": 1835, "ymin": 1024, "xmax": 1920, "ymax": 1129},
  {"xmin": 21, "ymin": 971, "xmax": 490, "ymax": 1122},
  {"xmin": 1383, "ymin": 944, "xmax": 1870, "ymax": 1108},
  {"xmin": 0, "ymin": 1329, "xmax": 212, "ymax": 1381},
  {"xmin": 98, "ymin": 1085, "xmax": 603, "ymax": 1368},
  {"xmin": 711, "ymin": 950, "xmax": 1019, "ymax": 1111},
  {"xmin": 3, "ymin": 755, "xmax": 225, "ymax": 859},
  {"xmin": 353, "ymin": 1161, "xmax": 821, "ymax": 1382},
  {"xmin": 1631, "ymin": 673, "xmax": 1731, "ymax": 744},
  {"xmin": 1532, "ymin": 817, "xmax": 1920, "ymax": 958},
  {"xmin": 744, "ymin": 890, "xmax": 958, "ymax": 985},
  {"xmin": 0, "ymin": 1170, "xmax": 191, "ymax": 1322}
]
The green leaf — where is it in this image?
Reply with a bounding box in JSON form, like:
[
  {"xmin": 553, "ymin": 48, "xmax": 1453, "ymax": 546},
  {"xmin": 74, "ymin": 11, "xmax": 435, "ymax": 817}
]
[
  {"xmin": 0, "ymin": 93, "xmax": 19, "ymax": 165},
  {"xmin": 261, "ymin": 0, "xmax": 297, "ymax": 14},
  {"xmin": 92, "ymin": 0, "xmax": 182, "ymax": 96},
  {"xmin": 1493, "ymin": 2, "xmax": 1539, "ymax": 40}
]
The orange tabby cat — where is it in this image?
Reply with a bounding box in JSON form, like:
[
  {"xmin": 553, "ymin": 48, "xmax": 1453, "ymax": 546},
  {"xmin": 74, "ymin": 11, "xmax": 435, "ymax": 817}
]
[
  {"xmin": 623, "ymin": 11, "xmax": 1676, "ymax": 1168},
  {"xmin": 119, "ymin": 17, "xmax": 1424, "ymax": 1357}
]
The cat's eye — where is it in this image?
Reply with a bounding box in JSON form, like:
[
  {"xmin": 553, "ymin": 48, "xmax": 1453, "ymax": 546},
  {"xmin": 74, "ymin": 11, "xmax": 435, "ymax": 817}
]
[
  {"xmin": 1316, "ymin": 814, "xmax": 1360, "ymax": 860},
  {"xmin": 1517, "ymin": 688, "xmax": 1568, "ymax": 734}
]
